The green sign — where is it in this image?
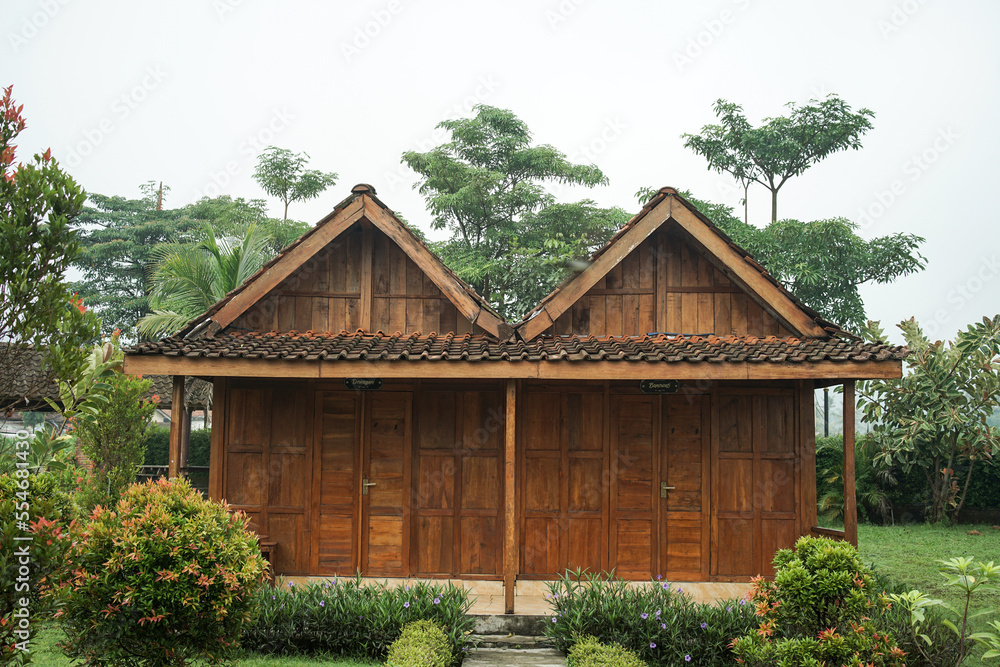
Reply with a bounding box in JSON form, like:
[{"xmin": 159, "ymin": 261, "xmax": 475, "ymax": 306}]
[
  {"xmin": 344, "ymin": 378, "xmax": 383, "ymax": 391},
  {"xmin": 639, "ymin": 380, "xmax": 680, "ymax": 394}
]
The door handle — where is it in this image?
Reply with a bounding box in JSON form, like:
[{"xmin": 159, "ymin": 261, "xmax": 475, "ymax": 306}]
[
  {"xmin": 661, "ymin": 482, "xmax": 675, "ymax": 498},
  {"xmin": 362, "ymin": 478, "xmax": 376, "ymax": 496}
]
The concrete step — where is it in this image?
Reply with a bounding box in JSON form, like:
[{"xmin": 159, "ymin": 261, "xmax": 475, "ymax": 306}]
[
  {"xmin": 471, "ymin": 634, "xmax": 553, "ymax": 649},
  {"xmin": 463, "ymin": 647, "xmax": 566, "ymax": 666},
  {"xmin": 470, "ymin": 614, "xmax": 549, "ymax": 636}
]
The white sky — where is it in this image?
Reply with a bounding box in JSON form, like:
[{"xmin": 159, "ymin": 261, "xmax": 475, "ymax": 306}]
[{"xmin": 4, "ymin": 0, "xmax": 998, "ymax": 344}]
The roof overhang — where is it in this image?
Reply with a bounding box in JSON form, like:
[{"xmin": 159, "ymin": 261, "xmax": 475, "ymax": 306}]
[{"xmin": 124, "ymin": 354, "xmax": 901, "ymax": 382}]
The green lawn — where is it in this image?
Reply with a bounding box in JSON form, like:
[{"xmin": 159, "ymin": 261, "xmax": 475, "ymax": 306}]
[
  {"xmin": 28, "ymin": 625, "xmax": 378, "ymax": 667},
  {"xmin": 859, "ymin": 523, "xmax": 1000, "ymax": 664}
]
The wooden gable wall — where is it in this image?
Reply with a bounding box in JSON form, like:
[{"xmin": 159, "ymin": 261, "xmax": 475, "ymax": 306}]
[
  {"xmin": 543, "ymin": 226, "xmax": 795, "ymax": 338},
  {"xmin": 228, "ymin": 223, "xmax": 483, "ymax": 335}
]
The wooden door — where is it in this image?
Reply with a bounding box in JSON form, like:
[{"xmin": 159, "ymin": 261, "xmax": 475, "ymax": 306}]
[
  {"xmin": 659, "ymin": 395, "xmax": 709, "ymax": 581},
  {"xmin": 361, "ymin": 393, "xmax": 411, "ymax": 576},
  {"xmin": 313, "ymin": 392, "xmax": 360, "ymax": 574},
  {"xmin": 609, "ymin": 395, "xmax": 657, "ymax": 578}
]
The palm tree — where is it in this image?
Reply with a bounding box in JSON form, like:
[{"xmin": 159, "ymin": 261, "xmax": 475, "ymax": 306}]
[{"xmin": 137, "ymin": 224, "xmax": 272, "ymax": 339}]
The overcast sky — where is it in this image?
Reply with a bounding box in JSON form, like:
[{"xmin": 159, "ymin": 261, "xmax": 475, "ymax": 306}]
[{"xmin": 4, "ymin": 1, "xmax": 998, "ymax": 344}]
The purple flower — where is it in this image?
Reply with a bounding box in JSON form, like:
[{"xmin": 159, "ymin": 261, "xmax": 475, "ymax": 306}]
[
  {"xmin": 661, "ymin": 582, "xmax": 670, "ymax": 590},
  {"xmin": 552, "ymin": 617, "xmax": 557, "ymax": 623},
  {"xmin": 676, "ymin": 587, "xmax": 682, "ymax": 594},
  {"xmin": 288, "ymin": 581, "xmax": 294, "ymax": 587},
  {"xmin": 739, "ymin": 599, "xmax": 746, "ymax": 605},
  {"xmin": 661, "ymin": 623, "xmax": 666, "ymax": 629},
  {"xmin": 655, "ymin": 609, "xmax": 661, "ymax": 617},
  {"xmin": 726, "ymin": 606, "xmax": 732, "ymax": 612},
  {"xmin": 685, "ymin": 655, "xmax": 691, "ymax": 662},
  {"xmin": 641, "ymin": 612, "xmax": 648, "ymax": 619},
  {"xmin": 650, "ymin": 642, "xmax": 656, "ymax": 649},
  {"xmin": 433, "ymin": 597, "xmax": 440, "ymax": 604},
  {"xmin": 403, "ymin": 602, "xmax": 409, "ymax": 608},
  {"xmin": 320, "ymin": 600, "xmax": 325, "ymax": 607},
  {"xmin": 701, "ymin": 622, "xmax": 707, "ymax": 629},
  {"xmin": 656, "ymin": 574, "xmax": 663, "ymax": 580}
]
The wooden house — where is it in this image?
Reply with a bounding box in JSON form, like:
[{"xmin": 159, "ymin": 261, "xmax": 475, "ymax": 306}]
[{"xmin": 125, "ymin": 184, "xmax": 906, "ymax": 612}]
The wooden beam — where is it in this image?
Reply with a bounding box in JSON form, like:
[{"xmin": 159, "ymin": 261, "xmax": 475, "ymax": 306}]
[
  {"xmin": 518, "ymin": 197, "xmax": 673, "ymax": 341},
  {"xmin": 168, "ymin": 375, "xmax": 184, "ymax": 479},
  {"xmin": 667, "ymin": 198, "xmax": 828, "ymax": 338},
  {"xmin": 503, "ymin": 379, "xmax": 517, "ymax": 614},
  {"xmin": 360, "ymin": 226, "xmax": 374, "ymax": 331},
  {"xmin": 843, "ymin": 381, "xmax": 858, "ymax": 547},
  {"xmin": 209, "ymin": 197, "xmax": 366, "ymax": 331},
  {"xmin": 126, "ymin": 353, "xmax": 904, "ymax": 382},
  {"xmin": 208, "ymin": 378, "xmax": 226, "ymax": 500}
]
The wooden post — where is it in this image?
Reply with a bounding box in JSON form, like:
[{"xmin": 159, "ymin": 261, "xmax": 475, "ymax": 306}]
[
  {"xmin": 843, "ymin": 381, "xmax": 858, "ymax": 547},
  {"xmin": 168, "ymin": 375, "xmax": 185, "ymax": 479},
  {"xmin": 208, "ymin": 378, "xmax": 226, "ymax": 500},
  {"xmin": 179, "ymin": 402, "xmax": 192, "ymax": 476},
  {"xmin": 503, "ymin": 379, "xmax": 517, "ymax": 614}
]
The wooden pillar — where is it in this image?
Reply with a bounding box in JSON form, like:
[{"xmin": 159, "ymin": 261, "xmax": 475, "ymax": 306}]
[
  {"xmin": 843, "ymin": 381, "xmax": 858, "ymax": 547},
  {"xmin": 208, "ymin": 378, "xmax": 226, "ymax": 500},
  {"xmin": 179, "ymin": 403, "xmax": 192, "ymax": 475},
  {"xmin": 168, "ymin": 375, "xmax": 185, "ymax": 479},
  {"xmin": 503, "ymin": 379, "xmax": 517, "ymax": 615}
]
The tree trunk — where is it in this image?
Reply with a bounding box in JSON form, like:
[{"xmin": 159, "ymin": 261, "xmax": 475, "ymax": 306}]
[
  {"xmin": 951, "ymin": 459, "xmax": 975, "ymax": 525},
  {"xmin": 770, "ymin": 187, "xmax": 778, "ymax": 223}
]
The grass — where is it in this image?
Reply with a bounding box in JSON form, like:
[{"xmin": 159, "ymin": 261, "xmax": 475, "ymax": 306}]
[
  {"xmin": 27, "ymin": 625, "xmax": 378, "ymax": 666},
  {"xmin": 859, "ymin": 522, "xmax": 1000, "ymax": 664}
]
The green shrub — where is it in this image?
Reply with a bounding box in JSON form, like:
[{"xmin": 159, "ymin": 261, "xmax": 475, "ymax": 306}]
[
  {"xmin": 545, "ymin": 569, "xmax": 755, "ymax": 666},
  {"xmin": 567, "ymin": 635, "xmax": 647, "ymax": 667},
  {"xmin": 144, "ymin": 426, "xmax": 212, "ymax": 467},
  {"xmin": 57, "ymin": 477, "xmax": 268, "ymax": 666},
  {"xmin": 75, "ymin": 372, "xmax": 156, "ymax": 510},
  {"xmin": 241, "ymin": 577, "xmax": 474, "ymax": 663},
  {"xmin": 731, "ymin": 535, "xmax": 906, "ymax": 666},
  {"xmin": 0, "ymin": 473, "xmax": 75, "ymax": 665},
  {"xmin": 385, "ymin": 620, "xmax": 451, "ymax": 667}
]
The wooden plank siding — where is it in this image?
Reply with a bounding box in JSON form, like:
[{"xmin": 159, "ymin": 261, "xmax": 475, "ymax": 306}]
[
  {"xmin": 211, "ymin": 377, "xmax": 813, "ymax": 582},
  {"xmin": 545, "ymin": 227, "xmax": 796, "ymax": 338},
  {"xmin": 229, "ymin": 224, "xmax": 482, "ymax": 336}
]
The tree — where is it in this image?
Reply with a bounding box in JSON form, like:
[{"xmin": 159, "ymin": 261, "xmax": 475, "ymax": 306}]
[
  {"xmin": 0, "ymin": 85, "xmax": 101, "ymax": 415},
  {"xmin": 184, "ymin": 194, "xmax": 309, "ymax": 253},
  {"xmin": 137, "ymin": 223, "xmax": 272, "ymax": 338},
  {"xmin": 253, "ymin": 146, "xmax": 338, "ymax": 222},
  {"xmin": 683, "ymin": 95, "xmax": 875, "ymax": 222},
  {"xmin": 72, "ymin": 183, "xmax": 197, "ymax": 339},
  {"xmin": 402, "ymin": 105, "xmax": 618, "ymax": 319},
  {"xmin": 858, "ymin": 316, "xmax": 1000, "ymax": 524}
]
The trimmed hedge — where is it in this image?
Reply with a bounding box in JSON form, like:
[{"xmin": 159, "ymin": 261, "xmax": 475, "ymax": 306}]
[
  {"xmin": 143, "ymin": 426, "xmax": 211, "ymax": 467},
  {"xmin": 385, "ymin": 620, "xmax": 452, "ymax": 667},
  {"xmin": 567, "ymin": 635, "xmax": 648, "ymax": 667}
]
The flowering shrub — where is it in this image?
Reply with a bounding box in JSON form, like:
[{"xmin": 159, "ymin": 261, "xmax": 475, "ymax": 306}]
[
  {"xmin": 385, "ymin": 619, "xmax": 452, "ymax": 667},
  {"xmin": 0, "ymin": 473, "xmax": 75, "ymax": 665},
  {"xmin": 57, "ymin": 477, "xmax": 268, "ymax": 666},
  {"xmin": 242, "ymin": 577, "xmax": 474, "ymax": 663},
  {"xmin": 731, "ymin": 535, "xmax": 906, "ymax": 666},
  {"xmin": 545, "ymin": 568, "xmax": 756, "ymax": 666}
]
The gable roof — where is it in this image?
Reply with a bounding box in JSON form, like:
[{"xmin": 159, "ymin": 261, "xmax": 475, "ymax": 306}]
[
  {"xmin": 515, "ymin": 188, "xmax": 842, "ymax": 342},
  {"xmin": 177, "ymin": 184, "xmax": 512, "ymax": 341}
]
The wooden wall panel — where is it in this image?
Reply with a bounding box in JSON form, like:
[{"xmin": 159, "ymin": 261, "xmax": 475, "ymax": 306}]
[
  {"xmin": 713, "ymin": 388, "xmax": 802, "ymax": 579},
  {"xmin": 543, "ymin": 228, "xmax": 798, "ymax": 338},
  {"xmin": 412, "ymin": 387, "xmax": 503, "ymax": 578},
  {"xmin": 227, "ymin": 224, "xmax": 481, "ymax": 336}
]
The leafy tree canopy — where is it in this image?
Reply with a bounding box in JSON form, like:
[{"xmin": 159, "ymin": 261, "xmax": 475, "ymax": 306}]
[
  {"xmin": 683, "ymin": 95, "xmax": 875, "ymax": 222},
  {"xmin": 403, "ymin": 105, "xmax": 622, "ymax": 319},
  {"xmin": 253, "ymin": 146, "xmax": 338, "ymax": 222},
  {"xmin": 1, "ymin": 85, "xmax": 101, "ymax": 413},
  {"xmin": 859, "ymin": 316, "xmax": 1000, "ymax": 524},
  {"xmin": 635, "ymin": 189, "xmax": 924, "ymax": 332}
]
